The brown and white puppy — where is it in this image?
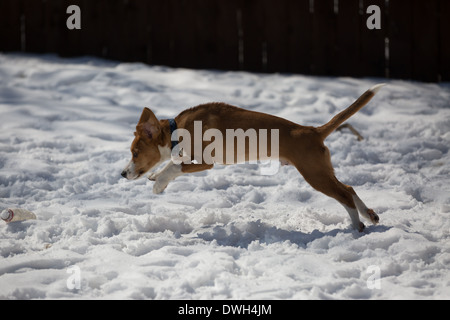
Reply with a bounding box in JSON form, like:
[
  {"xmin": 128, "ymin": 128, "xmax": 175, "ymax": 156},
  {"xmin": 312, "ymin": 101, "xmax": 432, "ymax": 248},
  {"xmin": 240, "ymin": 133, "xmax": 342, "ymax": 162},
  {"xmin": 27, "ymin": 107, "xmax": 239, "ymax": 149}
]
[{"xmin": 122, "ymin": 84, "xmax": 384, "ymax": 231}]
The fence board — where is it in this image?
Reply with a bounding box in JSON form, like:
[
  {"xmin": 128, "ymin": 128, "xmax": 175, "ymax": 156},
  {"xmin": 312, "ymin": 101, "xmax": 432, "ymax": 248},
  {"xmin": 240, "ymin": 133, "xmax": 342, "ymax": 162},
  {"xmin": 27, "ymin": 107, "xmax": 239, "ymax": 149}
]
[
  {"xmin": 0, "ymin": 0, "xmax": 22, "ymax": 51},
  {"xmin": 148, "ymin": 1, "xmax": 171, "ymax": 67},
  {"xmin": 57, "ymin": 0, "xmax": 84, "ymax": 57},
  {"xmin": 215, "ymin": 0, "xmax": 240, "ymax": 71},
  {"xmin": 312, "ymin": 0, "xmax": 337, "ymax": 75},
  {"xmin": 440, "ymin": 0, "xmax": 450, "ymax": 81},
  {"xmin": 412, "ymin": 0, "xmax": 439, "ymax": 82},
  {"xmin": 101, "ymin": 0, "xmax": 134, "ymax": 61},
  {"xmin": 22, "ymin": 0, "xmax": 46, "ymax": 53},
  {"xmin": 240, "ymin": 0, "xmax": 264, "ymax": 72},
  {"xmin": 98, "ymin": 0, "xmax": 119, "ymax": 60},
  {"xmin": 361, "ymin": 0, "xmax": 386, "ymax": 77},
  {"xmin": 68, "ymin": 0, "xmax": 100, "ymax": 58},
  {"xmin": 388, "ymin": 0, "xmax": 413, "ymax": 79},
  {"xmin": 262, "ymin": 0, "xmax": 289, "ymax": 73},
  {"xmin": 166, "ymin": 0, "xmax": 199, "ymax": 68},
  {"xmin": 286, "ymin": 0, "xmax": 312, "ymax": 74},
  {"xmin": 193, "ymin": 0, "xmax": 220, "ymax": 70},
  {"xmin": 336, "ymin": 0, "xmax": 361, "ymax": 77},
  {"xmin": 120, "ymin": 0, "xmax": 150, "ymax": 63}
]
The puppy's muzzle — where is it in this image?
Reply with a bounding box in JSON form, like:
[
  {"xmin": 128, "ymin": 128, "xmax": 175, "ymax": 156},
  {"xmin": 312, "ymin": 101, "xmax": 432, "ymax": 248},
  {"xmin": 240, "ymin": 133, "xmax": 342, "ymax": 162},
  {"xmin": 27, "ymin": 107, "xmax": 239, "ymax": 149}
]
[{"xmin": 121, "ymin": 160, "xmax": 137, "ymax": 180}]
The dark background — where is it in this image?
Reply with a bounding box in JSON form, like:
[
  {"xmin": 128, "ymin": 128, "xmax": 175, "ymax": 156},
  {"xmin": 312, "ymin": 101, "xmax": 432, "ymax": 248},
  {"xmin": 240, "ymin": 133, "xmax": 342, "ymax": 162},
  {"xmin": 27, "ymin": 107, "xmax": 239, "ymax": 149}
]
[{"xmin": 1, "ymin": 0, "xmax": 449, "ymax": 82}]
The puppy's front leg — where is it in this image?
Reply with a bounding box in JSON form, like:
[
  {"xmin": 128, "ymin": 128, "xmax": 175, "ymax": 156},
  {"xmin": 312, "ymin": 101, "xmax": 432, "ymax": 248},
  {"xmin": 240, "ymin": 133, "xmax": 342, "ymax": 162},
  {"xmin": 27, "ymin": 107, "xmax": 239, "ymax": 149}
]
[
  {"xmin": 150, "ymin": 162, "xmax": 214, "ymax": 194},
  {"xmin": 148, "ymin": 161, "xmax": 172, "ymax": 181},
  {"xmin": 149, "ymin": 161, "xmax": 183, "ymax": 194}
]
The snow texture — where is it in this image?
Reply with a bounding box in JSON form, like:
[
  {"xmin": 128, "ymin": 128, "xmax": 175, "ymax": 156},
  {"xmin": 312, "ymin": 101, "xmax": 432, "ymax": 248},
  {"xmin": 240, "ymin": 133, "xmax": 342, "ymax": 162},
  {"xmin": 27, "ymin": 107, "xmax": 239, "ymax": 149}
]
[{"xmin": 0, "ymin": 53, "xmax": 449, "ymax": 299}]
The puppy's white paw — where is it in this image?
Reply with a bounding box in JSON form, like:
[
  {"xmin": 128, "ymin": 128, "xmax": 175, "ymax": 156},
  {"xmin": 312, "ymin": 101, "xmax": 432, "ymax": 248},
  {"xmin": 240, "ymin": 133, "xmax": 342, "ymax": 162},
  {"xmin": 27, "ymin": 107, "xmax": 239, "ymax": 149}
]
[
  {"xmin": 367, "ymin": 209, "xmax": 379, "ymax": 225},
  {"xmin": 148, "ymin": 172, "xmax": 158, "ymax": 181},
  {"xmin": 152, "ymin": 180, "xmax": 168, "ymax": 194},
  {"xmin": 353, "ymin": 221, "xmax": 366, "ymax": 232}
]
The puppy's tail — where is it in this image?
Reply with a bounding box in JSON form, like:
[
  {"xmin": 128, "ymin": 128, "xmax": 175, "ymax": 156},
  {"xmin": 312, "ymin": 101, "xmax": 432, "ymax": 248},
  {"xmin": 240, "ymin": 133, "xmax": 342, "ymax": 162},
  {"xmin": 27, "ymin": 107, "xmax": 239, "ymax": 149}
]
[{"xmin": 317, "ymin": 84, "xmax": 385, "ymax": 140}]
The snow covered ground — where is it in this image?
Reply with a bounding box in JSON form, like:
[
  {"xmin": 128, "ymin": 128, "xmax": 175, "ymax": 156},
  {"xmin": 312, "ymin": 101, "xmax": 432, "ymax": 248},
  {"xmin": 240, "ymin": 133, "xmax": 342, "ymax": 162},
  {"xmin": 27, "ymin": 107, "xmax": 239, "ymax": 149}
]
[{"xmin": 0, "ymin": 53, "xmax": 449, "ymax": 299}]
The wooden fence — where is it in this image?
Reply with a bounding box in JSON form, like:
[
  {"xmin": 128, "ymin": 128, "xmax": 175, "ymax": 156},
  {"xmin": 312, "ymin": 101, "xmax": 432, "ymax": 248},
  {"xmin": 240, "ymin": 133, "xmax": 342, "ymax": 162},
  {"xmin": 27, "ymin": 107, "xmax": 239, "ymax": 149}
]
[{"xmin": 1, "ymin": 0, "xmax": 449, "ymax": 82}]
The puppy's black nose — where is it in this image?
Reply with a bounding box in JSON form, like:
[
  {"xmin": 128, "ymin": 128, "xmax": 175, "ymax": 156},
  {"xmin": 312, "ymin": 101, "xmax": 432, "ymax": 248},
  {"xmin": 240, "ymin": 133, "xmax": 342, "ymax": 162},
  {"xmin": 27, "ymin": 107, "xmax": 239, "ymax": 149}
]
[{"xmin": 121, "ymin": 171, "xmax": 127, "ymax": 178}]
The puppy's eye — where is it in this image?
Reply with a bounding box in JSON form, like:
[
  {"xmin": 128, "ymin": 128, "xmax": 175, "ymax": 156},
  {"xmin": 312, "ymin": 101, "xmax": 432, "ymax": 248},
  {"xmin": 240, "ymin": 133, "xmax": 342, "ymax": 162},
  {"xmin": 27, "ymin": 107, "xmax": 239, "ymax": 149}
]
[{"xmin": 133, "ymin": 152, "xmax": 138, "ymax": 158}]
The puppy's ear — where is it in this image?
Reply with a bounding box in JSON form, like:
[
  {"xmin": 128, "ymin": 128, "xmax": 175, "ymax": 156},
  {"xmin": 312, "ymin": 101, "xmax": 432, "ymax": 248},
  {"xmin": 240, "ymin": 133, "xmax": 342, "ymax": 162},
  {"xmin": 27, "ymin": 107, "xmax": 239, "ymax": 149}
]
[{"xmin": 137, "ymin": 107, "xmax": 160, "ymax": 140}]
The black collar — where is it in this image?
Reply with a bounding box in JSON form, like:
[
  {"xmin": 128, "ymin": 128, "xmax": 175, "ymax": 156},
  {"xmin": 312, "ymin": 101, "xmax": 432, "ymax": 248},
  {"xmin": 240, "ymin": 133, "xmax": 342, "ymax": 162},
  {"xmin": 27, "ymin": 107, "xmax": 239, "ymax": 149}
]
[{"xmin": 168, "ymin": 118, "xmax": 178, "ymax": 150}]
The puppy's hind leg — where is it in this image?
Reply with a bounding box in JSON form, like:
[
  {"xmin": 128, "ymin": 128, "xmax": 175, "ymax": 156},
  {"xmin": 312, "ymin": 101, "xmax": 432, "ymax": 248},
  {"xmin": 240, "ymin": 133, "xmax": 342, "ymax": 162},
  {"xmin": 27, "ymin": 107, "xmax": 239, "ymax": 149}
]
[
  {"xmin": 333, "ymin": 184, "xmax": 379, "ymax": 229},
  {"xmin": 293, "ymin": 145, "xmax": 366, "ymax": 231},
  {"xmin": 352, "ymin": 194, "xmax": 379, "ymax": 225},
  {"xmin": 342, "ymin": 204, "xmax": 366, "ymax": 233},
  {"xmin": 327, "ymin": 180, "xmax": 366, "ymax": 232},
  {"xmin": 299, "ymin": 169, "xmax": 366, "ymax": 231}
]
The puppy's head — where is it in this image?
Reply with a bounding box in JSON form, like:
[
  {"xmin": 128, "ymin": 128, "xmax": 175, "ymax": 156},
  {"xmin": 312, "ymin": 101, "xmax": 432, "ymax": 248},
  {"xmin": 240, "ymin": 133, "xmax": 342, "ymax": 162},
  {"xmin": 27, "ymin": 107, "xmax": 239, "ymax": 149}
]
[{"xmin": 121, "ymin": 108, "xmax": 167, "ymax": 180}]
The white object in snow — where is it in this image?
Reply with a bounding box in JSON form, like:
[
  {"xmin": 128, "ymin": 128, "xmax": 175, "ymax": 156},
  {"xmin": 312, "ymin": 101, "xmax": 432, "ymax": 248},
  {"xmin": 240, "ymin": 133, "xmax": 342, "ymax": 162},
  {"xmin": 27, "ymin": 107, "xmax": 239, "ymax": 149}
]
[{"xmin": 1, "ymin": 208, "xmax": 36, "ymax": 223}]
